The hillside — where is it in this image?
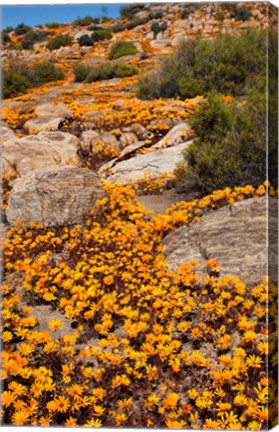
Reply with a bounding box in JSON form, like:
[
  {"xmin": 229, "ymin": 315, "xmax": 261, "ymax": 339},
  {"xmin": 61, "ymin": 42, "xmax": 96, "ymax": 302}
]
[{"xmin": 1, "ymin": 2, "xmax": 278, "ymax": 429}]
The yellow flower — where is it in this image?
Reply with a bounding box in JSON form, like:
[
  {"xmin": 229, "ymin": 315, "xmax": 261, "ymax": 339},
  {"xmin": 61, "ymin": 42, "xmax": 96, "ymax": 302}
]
[
  {"xmin": 11, "ymin": 409, "xmax": 30, "ymax": 426},
  {"xmin": 162, "ymin": 392, "xmax": 179, "ymax": 410},
  {"xmin": 84, "ymin": 418, "xmax": 102, "ymax": 427},
  {"xmin": 48, "ymin": 319, "xmax": 63, "ymax": 331},
  {"xmin": 246, "ymin": 355, "xmax": 263, "ymax": 368},
  {"xmin": 65, "ymin": 417, "xmax": 77, "ymax": 427}
]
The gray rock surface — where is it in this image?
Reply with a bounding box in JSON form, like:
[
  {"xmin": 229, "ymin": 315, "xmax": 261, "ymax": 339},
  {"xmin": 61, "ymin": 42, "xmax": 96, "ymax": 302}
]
[
  {"xmin": 104, "ymin": 141, "xmax": 192, "ymax": 184},
  {"xmin": 6, "ymin": 166, "xmax": 102, "ymax": 226},
  {"xmin": 163, "ymin": 197, "xmax": 277, "ymax": 285},
  {"xmin": 153, "ymin": 122, "xmax": 193, "ymax": 149},
  {"xmin": 2, "ymin": 131, "xmax": 79, "ymax": 176}
]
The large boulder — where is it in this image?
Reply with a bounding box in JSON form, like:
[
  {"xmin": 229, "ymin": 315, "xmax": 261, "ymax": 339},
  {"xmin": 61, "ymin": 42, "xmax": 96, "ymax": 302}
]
[
  {"xmin": 6, "ymin": 166, "xmax": 103, "ymax": 226},
  {"xmin": 104, "ymin": 141, "xmax": 193, "ymax": 184},
  {"xmin": 1, "ymin": 131, "xmax": 79, "ymax": 176},
  {"xmin": 25, "ymin": 103, "xmax": 73, "ymax": 133},
  {"xmin": 153, "ymin": 122, "xmax": 194, "ymax": 149},
  {"xmin": 0, "ymin": 122, "xmax": 16, "ymax": 143},
  {"xmin": 163, "ymin": 197, "xmax": 278, "ymax": 285}
]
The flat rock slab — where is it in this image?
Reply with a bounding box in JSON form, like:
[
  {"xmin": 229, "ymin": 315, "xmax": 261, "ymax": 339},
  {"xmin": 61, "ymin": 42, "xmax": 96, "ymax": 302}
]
[
  {"xmin": 2, "ymin": 131, "xmax": 79, "ymax": 177},
  {"xmin": 163, "ymin": 197, "xmax": 278, "ymax": 286},
  {"xmin": 6, "ymin": 166, "xmax": 102, "ymax": 226},
  {"xmin": 105, "ymin": 141, "xmax": 192, "ymax": 184}
]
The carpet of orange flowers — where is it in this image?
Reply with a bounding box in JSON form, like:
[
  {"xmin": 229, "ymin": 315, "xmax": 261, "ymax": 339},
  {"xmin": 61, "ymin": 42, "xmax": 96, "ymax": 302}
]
[{"xmin": 1, "ymin": 178, "xmax": 277, "ymax": 429}]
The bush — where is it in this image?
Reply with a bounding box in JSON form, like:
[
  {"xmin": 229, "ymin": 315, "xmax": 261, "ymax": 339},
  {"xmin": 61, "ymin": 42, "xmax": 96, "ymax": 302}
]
[
  {"xmin": 29, "ymin": 60, "xmax": 65, "ymax": 85},
  {"xmin": 120, "ymin": 4, "xmax": 145, "ymax": 19},
  {"xmin": 2, "ymin": 31, "xmax": 11, "ymax": 43},
  {"xmin": 87, "ymin": 25, "xmax": 104, "ymax": 31},
  {"xmin": 7, "ymin": 42, "xmax": 23, "ymax": 51},
  {"xmin": 231, "ymin": 5, "xmax": 252, "ymax": 21},
  {"xmin": 4, "ymin": 26, "xmax": 14, "ymax": 33},
  {"xmin": 138, "ymin": 30, "xmax": 266, "ymax": 100},
  {"xmin": 176, "ymin": 91, "xmax": 266, "ymax": 193},
  {"xmin": 3, "ymin": 59, "xmax": 64, "ymax": 99},
  {"xmin": 45, "ymin": 22, "xmax": 62, "ymax": 29},
  {"xmin": 91, "ymin": 29, "xmax": 112, "ymax": 42},
  {"xmin": 109, "ymin": 41, "xmax": 137, "ymax": 60},
  {"xmin": 78, "ymin": 34, "xmax": 94, "ymax": 47},
  {"xmin": 151, "ymin": 21, "xmax": 167, "ymax": 37},
  {"xmin": 149, "ymin": 11, "xmax": 163, "ymax": 20},
  {"xmin": 14, "ymin": 23, "xmax": 32, "ymax": 36},
  {"xmin": 73, "ymin": 61, "xmax": 138, "ymax": 82},
  {"xmin": 73, "ymin": 16, "xmax": 98, "ymax": 27},
  {"xmin": 125, "ymin": 17, "xmax": 149, "ymax": 30},
  {"xmin": 46, "ymin": 34, "xmax": 72, "ymax": 50},
  {"xmin": 110, "ymin": 22, "xmax": 125, "ymax": 33}
]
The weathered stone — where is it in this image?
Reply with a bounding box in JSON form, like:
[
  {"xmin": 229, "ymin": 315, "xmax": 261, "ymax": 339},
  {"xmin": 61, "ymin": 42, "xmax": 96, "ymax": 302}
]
[
  {"xmin": 80, "ymin": 130, "xmax": 101, "ymax": 152},
  {"xmin": 2, "ymin": 131, "xmax": 79, "ymax": 176},
  {"xmin": 104, "ymin": 141, "xmax": 192, "ymax": 184},
  {"xmin": 6, "ymin": 166, "xmax": 103, "ymax": 226},
  {"xmin": 0, "ymin": 123, "xmax": 16, "ymax": 143},
  {"xmin": 153, "ymin": 122, "xmax": 194, "ymax": 149},
  {"xmin": 119, "ymin": 132, "xmax": 138, "ymax": 149},
  {"xmin": 163, "ymin": 197, "xmax": 277, "ymax": 285}
]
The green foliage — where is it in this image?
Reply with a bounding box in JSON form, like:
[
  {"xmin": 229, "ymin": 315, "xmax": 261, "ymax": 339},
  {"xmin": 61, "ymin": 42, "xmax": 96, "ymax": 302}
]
[
  {"xmin": 14, "ymin": 23, "xmax": 32, "ymax": 36},
  {"xmin": 45, "ymin": 22, "xmax": 62, "ymax": 29},
  {"xmin": 90, "ymin": 29, "xmax": 112, "ymax": 42},
  {"xmin": 151, "ymin": 21, "xmax": 167, "ymax": 37},
  {"xmin": 87, "ymin": 25, "xmax": 104, "ymax": 31},
  {"xmin": 73, "ymin": 61, "xmax": 138, "ymax": 83},
  {"xmin": 138, "ymin": 30, "xmax": 266, "ymax": 100},
  {"xmin": 3, "ymin": 59, "xmax": 64, "ymax": 99},
  {"xmin": 176, "ymin": 91, "xmax": 266, "ymax": 194},
  {"xmin": 73, "ymin": 16, "xmax": 98, "ymax": 27},
  {"xmin": 77, "ymin": 34, "xmax": 94, "ymax": 47},
  {"xmin": 101, "ymin": 16, "xmax": 113, "ymax": 23},
  {"xmin": 4, "ymin": 26, "xmax": 14, "ymax": 33},
  {"xmin": 2, "ymin": 31, "xmax": 11, "ymax": 43},
  {"xmin": 125, "ymin": 17, "xmax": 149, "ymax": 30},
  {"xmin": 149, "ymin": 11, "xmax": 163, "ymax": 20},
  {"xmin": 231, "ymin": 5, "xmax": 252, "ymax": 21},
  {"xmin": 46, "ymin": 34, "xmax": 72, "ymax": 50},
  {"xmin": 109, "ymin": 41, "xmax": 137, "ymax": 60},
  {"xmin": 7, "ymin": 42, "xmax": 23, "ymax": 51},
  {"xmin": 120, "ymin": 4, "xmax": 145, "ymax": 19},
  {"xmin": 110, "ymin": 22, "xmax": 125, "ymax": 33}
]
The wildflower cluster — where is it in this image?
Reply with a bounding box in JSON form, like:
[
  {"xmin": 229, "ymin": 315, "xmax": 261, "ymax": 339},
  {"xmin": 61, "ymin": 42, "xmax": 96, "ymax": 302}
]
[
  {"xmin": 1, "ymin": 181, "xmax": 277, "ymax": 428},
  {"xmin": 0, "ymin": 173, "xmax": 17, "ymax": 222},
  {"xmin": 2, "ymin": 106, "xmax": 35, "ymax": 132},
  {"xmin": 132, "ymin": 172, "xmax": 176, "ymax": 195}
]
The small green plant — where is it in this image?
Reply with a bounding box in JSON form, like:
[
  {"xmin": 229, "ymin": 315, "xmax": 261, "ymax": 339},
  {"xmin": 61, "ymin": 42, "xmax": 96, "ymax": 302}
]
[
  {"xmin": 110, "ymin": 22, "xmax": 125, "ymax": 33},
  {"xmin": 7, "ymin": 42, "xmax": 23, "ymax": 51},
  {"xmin": 90, "ymin": 29, "xmax": 112, "ymax": 42},
  {"xmin": 73, "ymin": 61, "xmax": 138, "ymax": 83},
  {"xmin": 2, "ymin": 31, "xmax": 11, "ymax": 43},
  {"xmin": 45, "ymin": 22, "xmax": 62, "ymax": 29},
  {"xmin": 231, "ymin": 5, "xmax": 252, "ymax": 21},
  {"xmin": 77, "ymin": 34, "xmax": 94, "ymax": 47},
  {"xmin": 120, "ymin": 4, "xmax": 145, "ymax": 19},
  {"xmin": 151, "ymin": 21, "xmax": 167, "ymax": 37},
  {"xmin": 87, "ymin": 25, "xmax": 104, "ymax": 31},
  {"xmin": 125, "ymin": 16, "xmax": 149, "ymax": 30},
  {"xmin": 14, "ymin": 23, "xmax": 32, "ymax": 36},
  {"xmin": 149, "ymin": 11, "xmax": 163, "ymax": 20},
  {"xmin": 4, "ymin": 26, "xmax": 14, "ymax": 33},
  {"xmin": 29, "ymin": 60, "xmax": 65, "ymax": 85},
  {"xmin": 46, "ymin": 34, "xmax": 72, "ymax": 50},
  {"xmin": 109, "ymin": 41, "xmax": 137, "ymax": 60},
  {"xmin": 73, "ymin": 16, "xmax": 99, "ymax": 27}
]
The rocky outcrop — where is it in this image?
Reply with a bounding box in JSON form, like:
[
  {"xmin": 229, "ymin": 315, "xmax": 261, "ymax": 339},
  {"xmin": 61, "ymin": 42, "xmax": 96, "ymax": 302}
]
[
  {"xmin": 2, "ymin": 131, "xmax": 79, "ymax": 176},
  {"xmin": 103, "ymin": 141, "xmax": 193, "ymax": 184},
  {"xmin": 163, "ymin": 197, "xmax": 278, "ymax": 285},
  {"xmin": 25, "ymin": 103, "xmax": 73, "ymax": 133},
  {"xmin": 0, "ymin": 123, "xmax": 16, "ymax": 143},
  {"xmin": 153, "ymin": 122, "xmax": 193, "ymax": 149},
  {"xmin": 6, "ymin": 166, "xmax": 102, "ymax": 226}
]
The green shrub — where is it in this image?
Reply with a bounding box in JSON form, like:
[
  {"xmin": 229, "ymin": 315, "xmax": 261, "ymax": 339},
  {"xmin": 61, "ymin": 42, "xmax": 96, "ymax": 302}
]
[
  {"xmin": 110, "ymin": 22, "xmax": 125, "ymax": 33},
  {"xmin": 149, "ymin": 11, "xmax": 163, "ymax": 20},
  {"xmin": 4, "ymin": 26, "xmax": 14, "ymax": 33},
  {"xmin": 7, "ymin": 42, "xmax": 23, "ymax": 51},
  {"xmin": 91, "ymin": 29, "xmax": 112, "ymax": 42},
  {"xmin": 73, "ymin": 16, "xmax": 98, "ymax": 27},
  {"xmin": 101, "ymin": 16, "xmax": 113, "ymax": 23},
  {"xmin": 2, "ymin": 31, "xmax": 11, "ymax": 43},
  {"xmin": 151, "ymin": 21, "xmax": 167, "ymax": 37},
  {"xmin": 87, "ymin": 25, "xmax": 104, "ymax": 31},
  {"xmin": 73, "ymin": 61, "xmax": 138, "ymax": 82},
  {"xmin": 3, "ymin": 59, "xmax": 64, "ymax": 99},
  {"xmin": 45, "ymin": 22, "xmax": 62, "ymax": 29},
  {"xmin": 29, "ymin": 60, "xmax": 65, "ymax": 85},
  {"xmin": 14, "ymin": 23, "xmax": 32, "ymax": 36},
  {"xmin": 231, "ymin": 5, "xmax": 252, "ymax": 21},
  {"xmin": 46, "ymin": 33, "xmax": 72, "ymax": 50},
  {"xmin": 78, "ymin": 34, "xmax": 94, "ymax": 47},
  {"xmin": 138, "ymin": 30, "xmax": 266, "ymax": 100},
  {"xmin": 72, "ymin": 64, "xmax": 92, "ymax": 82},
  {"xmin": 120, "ymin": 4, "xmax": 145, "ymax": 19},
  {"xmin": 175, "ymin": 90, "xmax": 266, "ymax": 194},
  {"xmin": 109, "ymin": 41, "xmax": 137, "ymax": 60},
  {"xmin": 125, "ymin": 17, "xmax": 149, "ymax": 30}
]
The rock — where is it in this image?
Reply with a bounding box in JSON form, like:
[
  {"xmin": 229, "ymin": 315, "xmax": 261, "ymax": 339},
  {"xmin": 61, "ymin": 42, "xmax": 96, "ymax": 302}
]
[
  {"xmin": 104, "ymin": 141, "xmax": 192, "ymax": 184},
  {"xmin": 80, "ymin": 130, "xmax": 101, "ymax": 152},
  {"xmin": 153, "ymin": 122, "xmax": 193, "ymax": 149},
  {"xmin": 2, "ymin": 131, "xmax": 79, "ymax": 176},
  {"xmin": 0, "ymin": 123, "xmax": 16, "ymax": 143},
  {"xmin": 34, "ymin": 102, "xmax": 72, "ymax": 118},
  {"xmin": 138, "ymin": 189, "xmax": 183, "ymax": 214},
  {"xmin": 119, "ymin": 132, "xmax": 138, "ymax": 149},
  {"xmin": 25, "ymin": 116, "xmax": 63, "ymax": 133},
  {"xmin": 163, "ymin": 197, "xmax": 277, "ymax": 285},
  {"xmin": 6, "ymin": 166, "xmax": 103, "ymax": 226},
  {"xmin": 100, "ymin": 132, "xmax": 120, "ymax": 150}
]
